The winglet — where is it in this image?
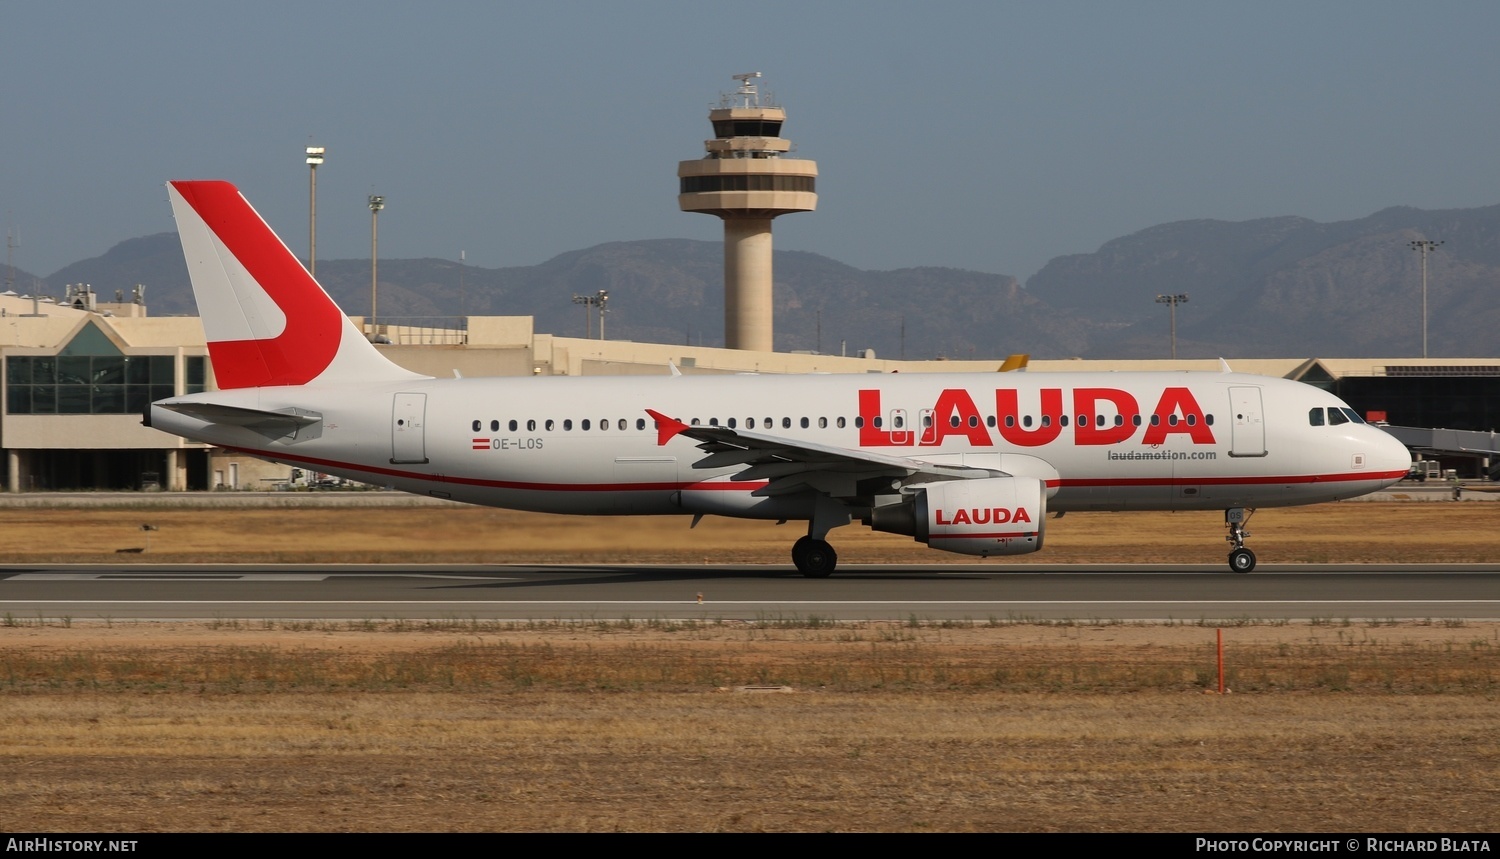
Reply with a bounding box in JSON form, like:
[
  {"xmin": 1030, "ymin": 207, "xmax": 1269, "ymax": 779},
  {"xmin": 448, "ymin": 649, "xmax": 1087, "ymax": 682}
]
[
  {"xmin": 997, "ymin": 353, "xmax": 1030, "ymax": 373},
  {"xmin": 1218, "ymin": 358, "xmax": 1233, "ymax": 374},
  {"xmin": 646, "ymin": 408, "xmax": 688, "ymax": 446}
]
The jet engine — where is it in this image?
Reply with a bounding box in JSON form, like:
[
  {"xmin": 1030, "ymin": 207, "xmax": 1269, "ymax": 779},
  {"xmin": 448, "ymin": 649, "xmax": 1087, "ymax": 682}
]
[{"xmin": 868, "ymin": 476, "xmax": 1046, "ymax": 557}]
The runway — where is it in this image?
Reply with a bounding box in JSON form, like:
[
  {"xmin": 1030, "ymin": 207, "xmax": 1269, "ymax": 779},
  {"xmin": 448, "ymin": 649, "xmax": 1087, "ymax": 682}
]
[{"xmin": 3, "ymin": 562, "xmax": 1499, "ymax": 621}]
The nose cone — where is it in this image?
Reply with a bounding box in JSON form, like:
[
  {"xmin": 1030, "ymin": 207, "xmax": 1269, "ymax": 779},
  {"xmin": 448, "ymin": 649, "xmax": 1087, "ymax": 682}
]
[{"xmin": 1369, "ymin": 426, "xmax": 1413, "ymax": 488}]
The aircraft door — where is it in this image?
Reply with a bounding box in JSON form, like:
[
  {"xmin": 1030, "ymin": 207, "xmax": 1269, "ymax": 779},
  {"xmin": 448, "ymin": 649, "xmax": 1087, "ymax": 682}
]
[
  {"xmin": 918, "ymin": 409, "xmax": 937, "ymax": 444},
  {"xmin": 1228, "ymin": 386, "xmax": 1266, "ymax": 457},
  {"xmin": 889, "ymin": 408, "xmax": 909, "ymax": 445},
  {"xmin": 391, "ymin": 392, "xmax": 429, "ymax": 464}
]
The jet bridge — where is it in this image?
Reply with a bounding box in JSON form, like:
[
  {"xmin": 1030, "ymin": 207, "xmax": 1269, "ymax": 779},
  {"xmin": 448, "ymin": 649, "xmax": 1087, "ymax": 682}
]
[{"xmin": 1380, "ymin": 425, "xmax": 1500, "ymax": 480}]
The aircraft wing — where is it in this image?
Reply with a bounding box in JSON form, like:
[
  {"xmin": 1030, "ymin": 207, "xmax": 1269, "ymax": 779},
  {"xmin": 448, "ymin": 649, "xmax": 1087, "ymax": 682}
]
[{"xmin": 646, "ymin": 408, "xmax": 997, "ymax": 498}]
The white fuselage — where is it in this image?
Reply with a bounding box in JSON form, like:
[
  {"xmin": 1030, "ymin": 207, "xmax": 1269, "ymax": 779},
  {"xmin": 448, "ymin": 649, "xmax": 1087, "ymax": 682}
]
[{"xmin": 151, "ymin": 370, "xmax": 1412, "ymax": 521}]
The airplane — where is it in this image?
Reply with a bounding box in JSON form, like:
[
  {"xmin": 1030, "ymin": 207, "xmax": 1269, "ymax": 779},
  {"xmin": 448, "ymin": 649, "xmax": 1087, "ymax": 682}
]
[{"xmin": 147, "ymin": 180, "xmax": 1414, "ymax": 576}]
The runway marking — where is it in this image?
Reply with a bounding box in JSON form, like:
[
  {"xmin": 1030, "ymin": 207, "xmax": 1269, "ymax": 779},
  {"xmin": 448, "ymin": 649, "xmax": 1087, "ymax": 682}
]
[
  {"xmin": 3, "ymin": 574, "xmax": 516, "ymax": 582},
  {"xmin": 2, "ymin": 599, "xmax": 1497, "ymax": 606}
]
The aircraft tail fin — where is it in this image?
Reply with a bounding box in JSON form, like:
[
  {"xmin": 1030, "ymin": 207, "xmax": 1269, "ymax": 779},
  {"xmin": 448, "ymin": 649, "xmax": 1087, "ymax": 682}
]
[{"xmin": 167, "ymin": 180, "xmax": 426, "ymax": 390}]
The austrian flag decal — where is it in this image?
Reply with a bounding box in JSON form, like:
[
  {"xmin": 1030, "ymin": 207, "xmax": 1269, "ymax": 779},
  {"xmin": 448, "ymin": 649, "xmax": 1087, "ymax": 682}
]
[{"xmin": 472, "ymin": 438, "xmax": 489, "ymax": 450}]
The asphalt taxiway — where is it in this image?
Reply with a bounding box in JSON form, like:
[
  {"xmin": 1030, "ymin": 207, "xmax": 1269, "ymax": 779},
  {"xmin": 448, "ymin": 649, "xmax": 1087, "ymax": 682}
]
[{"xmin": 2, "ymin": 563, "xmax": 1498, "ymax": 621}]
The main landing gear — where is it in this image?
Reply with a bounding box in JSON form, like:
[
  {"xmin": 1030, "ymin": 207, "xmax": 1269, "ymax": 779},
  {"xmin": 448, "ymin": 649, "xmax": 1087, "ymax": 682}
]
[
  {"xmin": 792, "ymin": 497, "xmax": 851, "ymax": 577},
  {"xmin": 1225, "ymin": 507, "xmax": 1257, "ymax": 573},
  {"xmin": 792, "ymin": 536, "xmax": 838, "ymax": 578}
]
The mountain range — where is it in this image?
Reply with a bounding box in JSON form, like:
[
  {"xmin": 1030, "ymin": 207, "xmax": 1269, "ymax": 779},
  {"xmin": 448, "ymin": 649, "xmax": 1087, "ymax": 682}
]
[{"xmin": 15, "ymin": 203, "xmax": 1500, "ymax": 359}]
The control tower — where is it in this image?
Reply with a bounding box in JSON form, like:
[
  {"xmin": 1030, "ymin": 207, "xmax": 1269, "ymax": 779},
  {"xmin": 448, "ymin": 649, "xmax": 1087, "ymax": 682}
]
[{"xmin": 678, "ymin": 73, "xmax": 817, "ymax": 352}]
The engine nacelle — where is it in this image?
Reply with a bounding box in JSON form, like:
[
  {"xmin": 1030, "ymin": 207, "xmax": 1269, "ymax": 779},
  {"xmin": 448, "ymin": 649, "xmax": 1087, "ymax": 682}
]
[{"xmin": 870, "ymin": 476, "xmax": 1046, "ymax": 557}]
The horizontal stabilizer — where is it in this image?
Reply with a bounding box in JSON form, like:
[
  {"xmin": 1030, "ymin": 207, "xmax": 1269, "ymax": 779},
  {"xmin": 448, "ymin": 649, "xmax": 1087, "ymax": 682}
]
[{"xmin": 157, "ymin": 401, "xmax": 323, "ymax": 442}]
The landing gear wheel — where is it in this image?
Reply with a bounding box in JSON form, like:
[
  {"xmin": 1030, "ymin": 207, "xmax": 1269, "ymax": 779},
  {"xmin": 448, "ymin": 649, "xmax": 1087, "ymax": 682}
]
[
  {"xmin": 1224, "ymin": 508, "xmax": 1257, "ymax": 573},
  {"xmin": 792, "ymin": 536, "xmax": 837, "ymax": 578},
  {"xmin": 1228, "ymin": 547, "xmax": 1256, "ymax": 573}
]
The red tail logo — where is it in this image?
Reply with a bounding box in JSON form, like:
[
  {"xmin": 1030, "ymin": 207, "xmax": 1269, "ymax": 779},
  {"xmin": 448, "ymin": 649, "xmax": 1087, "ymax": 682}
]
[{"xmin": 170, "ymin": 181, "xmax": 344, "ymax": 389}]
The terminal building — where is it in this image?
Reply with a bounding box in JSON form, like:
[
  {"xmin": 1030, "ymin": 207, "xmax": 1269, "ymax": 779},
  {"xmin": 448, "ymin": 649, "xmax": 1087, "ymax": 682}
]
[{"xmin": 2, "ymin": 288, "xmax": 1497, "ymax": 492}]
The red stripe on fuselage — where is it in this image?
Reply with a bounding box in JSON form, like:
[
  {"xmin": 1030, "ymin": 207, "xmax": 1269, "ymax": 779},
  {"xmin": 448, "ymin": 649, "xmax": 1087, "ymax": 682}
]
[
  {"xmin": 221, "ymin": 446, "xmax": 1401, "ymax": 496},
  {"xmin": 171, "ymin": 181, "xmax": 344, "ymax": 389},
  {"xmin": 1057, "ymin": 470, "xmax": 1408, "ymax": 488}
]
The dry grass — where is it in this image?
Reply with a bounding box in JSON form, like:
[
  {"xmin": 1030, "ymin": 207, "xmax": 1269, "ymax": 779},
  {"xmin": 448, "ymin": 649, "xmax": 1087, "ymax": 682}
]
[
  {"xmin": 1, "ymin": 500, "xmax": 1496, "ymax": 832},
  {"xmin": 0, "ymin": 622, "xmax": 1497, "ymax": 832},
  {"xmin": 0, "ymin": 501, "xmax": 1494, "ymax": 564},
  {"xmin": 3, "ymin": 621, "xmax": 1498, "ymax": 694}
]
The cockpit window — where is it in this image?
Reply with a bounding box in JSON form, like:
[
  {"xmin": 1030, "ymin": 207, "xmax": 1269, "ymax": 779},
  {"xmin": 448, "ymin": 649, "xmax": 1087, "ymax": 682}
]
[
  {"xmin": 1341, "ymin": 408, "xmax": 1365, "ymax": 424},
  {"xmin": 1327, "ymin": 408, "xmax": 1349, "ymax": 426},
  {"xmin": 1309, "ymin": 408, "xmax": 1325, "ymax": 427}
]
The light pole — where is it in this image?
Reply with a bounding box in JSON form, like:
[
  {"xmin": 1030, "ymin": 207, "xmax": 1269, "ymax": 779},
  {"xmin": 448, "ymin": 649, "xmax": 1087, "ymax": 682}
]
[
  {"xmin": 305, "ymin": 146, "xmax": 325, "ymax": 276},
  {"xmin": 1409, "ymin": 239, "xmax": 1443, "ymax": 358},
  {"xmin": 1155, "ymin": 293, "xmax": 1188, "ymax": 359},
  {"xmin": 570, "ymin": 290, "xmax": 609, "ymax": 340},
  {"xmin": 368, "ymin": 195, "xmax": 384, "ymax": 332}
]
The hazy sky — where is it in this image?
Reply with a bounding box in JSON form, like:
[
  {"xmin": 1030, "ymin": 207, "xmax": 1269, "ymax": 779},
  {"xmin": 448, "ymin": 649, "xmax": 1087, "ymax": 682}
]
[{"xmin": 3, "ymin": 1, "xmax": 1498, "ymax": 283}]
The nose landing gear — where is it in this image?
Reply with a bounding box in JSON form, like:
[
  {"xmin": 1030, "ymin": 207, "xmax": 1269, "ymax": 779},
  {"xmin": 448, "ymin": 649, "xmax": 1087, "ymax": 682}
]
[{"xmin": 1225, "ymin": 507, "xmax": 1256, "ymax": 573}]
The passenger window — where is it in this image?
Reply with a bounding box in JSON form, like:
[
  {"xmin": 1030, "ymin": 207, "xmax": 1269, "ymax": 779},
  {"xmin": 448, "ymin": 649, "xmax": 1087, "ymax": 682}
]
[
  {"xmin": 1132, "ymin": 415, "xmax": 1142, "ymax": 427},
  {"xmin": 1023, "ymin": 415, "xmax": 1033, "ymax": 428},
  {"xmin": 619, "ymin": 419, "xmax": 627, "ymax": 431},
  {"xmin": 1205, "ymin": 414, "xmax": 1214, "ymax": 426},
  {"xmin": 987, "ymin": 416, "xmax": 996, "ymax": 428},
  {"xmin": 855, "ymin": 416, "xmax": 864, "ymax": 428},
  {"xmin": 968, "ymin": 415, "xmax": 979, "ymax": 428},
  {"xmin": 1059, "ymin": 415, "xmax": 1068, "ymax": 427},
  {"xmin": 949, "ymin": 415, "xmax": 960, "ymax": 428},
  {"xmin": 1168, "ymin": 414, "xmax": 1179, "ymax": 426},
  {"xmin": 1150, "ymin": 415, "xmax": 1160, "ymax": 426},
  {"xmin": 526, "ymin": 419, "xmax": 536, "ymax": 431},
  {"xmin": 1077, "ymin": 415, "xmax": 1088, "ymax": 427},
  {"xmin": 1186, "ymin": 414, "xmax": 1196, "ymax": 426},
  {"xmin": 545, "ymin": 419, "xmax": 555, "ymax": 431},
  {"xmin": 564, "ymin": 419, "xmax": 573, "ymax": 431},
  {"xmin": 1005, "ymin": 416, "xmax": 1015, "ymax": 428},
  {"xmin": 509, "ymin": 420, "xmax": 518, "ymax": 432},
  {"xmin": 727, "ymin": 418, "xmax": 737, "ymax": 429},
  {"xmin": 636, "ymin": 418, "xmax": 645, "ymax": 430},
  {"xmin": 472, "ymin": 420, "xmax": 481, "ymax": 432},
  {"xmin": 873, "ymin": 416, "xmax": 883, "ymax": 428},
  {"xmin": 819, "ymin": 417, "xmax": 828, "ymax": 429},
  {"xmin": 1114, "ymin": 415, "xmax": 1124, "ymax": 427},
  {"xmin": 490, "ymin": 420, "xmax": 500, "ymax": 432},
  {"xmin": 1309, "ymin": 408, "xmax": 1325, "ymax": 426},
  {"xmin": 783, "ymin": 417, "xmax": 792, "ymax": 429},
  {"xmin": 836, "ymin": 417, "xmax": 846, "ymax": 429},
  {"xmin": 894, "ymin": 415, "xmax": 904, "ymax": 429},
  {"xmin": 800, "ymin": 417, "xmax": 809, "ymax": 429},
  {"xmin": 599, "ymin": 419, "xmax": 608, "ymax": 431},
  {"xmin": 583, "ymin": 419, "xmax": 592, "ymax": 430},
  {"xmin": 708, "ymin": 418, "xmax": 718, "ymax": 427}
]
